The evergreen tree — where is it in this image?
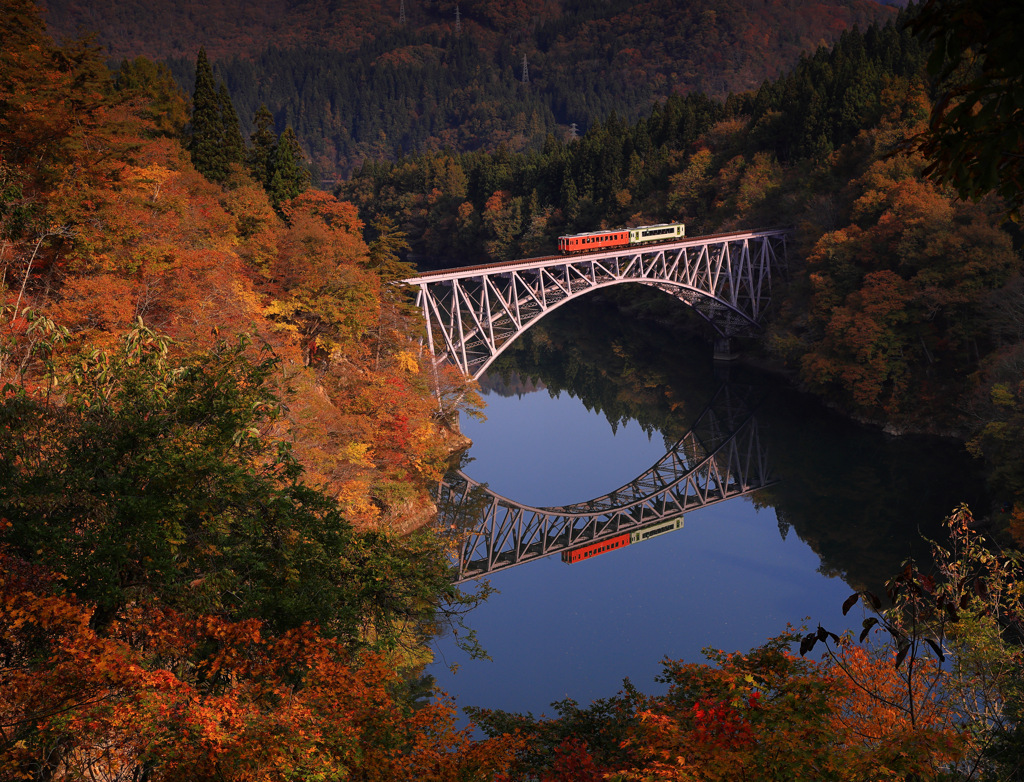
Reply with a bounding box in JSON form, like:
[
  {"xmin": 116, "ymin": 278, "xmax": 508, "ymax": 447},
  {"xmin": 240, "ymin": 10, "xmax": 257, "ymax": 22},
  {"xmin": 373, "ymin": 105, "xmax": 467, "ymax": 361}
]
[
  {"xmin": 268, "ymin": 126, "xmax": 310, "ymax": 207},
  {"xmin": 247, "ymin": 104, "xmax": 277, "ymax": 189},
  {"xmin": 219, "ymin": 82, "xmax": 246, "ymax": 171},
  {"xmin": 114, "ymin": 57, "xmax": 189, "ymax": 138},
  {"xmin": 188, "ymin": 47, "xmax": 228, "ymax": 182},
  {"xmin": 367, "ymin": 214, "xmax": 414, "ymax": 283}
]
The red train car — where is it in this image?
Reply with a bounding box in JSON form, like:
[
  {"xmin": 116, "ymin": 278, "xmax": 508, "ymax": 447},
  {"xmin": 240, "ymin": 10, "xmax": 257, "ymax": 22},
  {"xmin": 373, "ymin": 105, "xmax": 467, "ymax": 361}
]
[
  {"xmin": 558, "ymin": 229, "xmax": 630, "ymax": 254},
  {"xmin": 561, "ymin": 532, "xmax": 632, "ymax": 564},
  {"xmin": 558, "ymin": 222, "xmax": 686, "ymax": 254}
]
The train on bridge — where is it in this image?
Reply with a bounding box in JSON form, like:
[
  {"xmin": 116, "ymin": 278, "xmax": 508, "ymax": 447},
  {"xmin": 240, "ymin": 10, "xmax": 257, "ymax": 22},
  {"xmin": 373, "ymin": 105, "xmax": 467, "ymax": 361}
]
[{"xmin": 557, "ymin": 222, "xmax": 685, "ymax": 254}]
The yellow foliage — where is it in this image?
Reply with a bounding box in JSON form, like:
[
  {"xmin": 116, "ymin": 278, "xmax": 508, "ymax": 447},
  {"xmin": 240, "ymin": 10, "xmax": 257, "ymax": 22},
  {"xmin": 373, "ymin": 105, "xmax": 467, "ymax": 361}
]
[
  {"xmin": 124, "ymin": 164, "xmax": 175, "ymax": 201},
  {"xmin": 991, "ymin": 383, "xmax": 1016, "ymax": 408},
  {"xmin": 335, "ymin": 478, "xmax": 380, "ymax": 526},
  {"xmin": 396, "ymin": 350, "xmax": 419, "ymax": 374},
  {"xmin": 263, "ymin": 299, "xmax": 302, "ymax": 334},
  {"xmin": 340, "ymin": 441, "xmax": 374, "ymax": 467}
]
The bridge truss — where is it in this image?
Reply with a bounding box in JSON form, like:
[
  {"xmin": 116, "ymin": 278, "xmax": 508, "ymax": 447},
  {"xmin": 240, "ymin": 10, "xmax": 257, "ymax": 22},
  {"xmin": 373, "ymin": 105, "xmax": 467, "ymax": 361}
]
[
  {"xmin": 405, "ymin": 228, "xmax": 789, "ymax": 379},
  {"xmin": 438, "ymin": 385, "xmax": 773, "ymax": 583}
]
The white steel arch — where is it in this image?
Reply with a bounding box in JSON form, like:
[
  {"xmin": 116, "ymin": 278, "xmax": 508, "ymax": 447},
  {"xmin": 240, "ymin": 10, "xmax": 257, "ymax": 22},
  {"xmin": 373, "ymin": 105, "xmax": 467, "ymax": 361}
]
[{"xmin": 404, "ymin": 228, "xmax": 789, "ymax": 379}]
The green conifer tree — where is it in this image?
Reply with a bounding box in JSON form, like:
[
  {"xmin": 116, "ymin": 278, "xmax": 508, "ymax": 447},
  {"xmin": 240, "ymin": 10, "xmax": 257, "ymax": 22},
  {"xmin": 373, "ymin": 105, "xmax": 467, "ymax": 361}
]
[
  {"xmin": 268, "ymin": 127, "xmax": 310, "ymax": 208},
  {"xmin": 367, "ymin": 214, "xmax": 414, "ymax": 283},
  {"xmin": 188, "ymin": 47, "xmax": 228, "ymax": 182},
  {"xmin": 114, "ymin": 57, "xmax": 189, "ymax": 138},
  {"xmin": 561, "ymin": 172, "xmax": 580, "ymax": 222},
  {"xmin": 219, "ymin": 82, "xmax": 246, "ymax": 172},
  {"xmin": 247, "ymin": 105, "xmax": 277, "ymax": 189}
]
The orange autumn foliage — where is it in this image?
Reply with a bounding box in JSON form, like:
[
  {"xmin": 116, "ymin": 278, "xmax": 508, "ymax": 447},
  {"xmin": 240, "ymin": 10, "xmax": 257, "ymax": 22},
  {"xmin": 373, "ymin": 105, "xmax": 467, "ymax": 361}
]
[
  {"xmin": 797, "ymin": 150, "xmax": 1016, "ymax": 422},
  {"xmin": 613, "ymin": 639, "xmax": 962, "ymax": 782},
  {"xmin": 827, "ymin": 643, "xmax": 961, "ymax": 771},
  {"xmin": 475, "ymin": 632, "xmax": 963, "ymax": 782},
  {"xmin": 1, "ymin": 2, "xmax": 475, "ymax": 529},
  {"xmin": 0, "ymin": 548, "xmax": 522, "ymax": 781}
]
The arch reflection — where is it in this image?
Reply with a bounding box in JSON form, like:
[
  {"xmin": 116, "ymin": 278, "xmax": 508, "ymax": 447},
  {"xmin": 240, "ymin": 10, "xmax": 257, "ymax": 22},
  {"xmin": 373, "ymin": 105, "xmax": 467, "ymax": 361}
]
[{"xmin": 439, "ymin": 384, "xmax": 774, "ymax": 583}]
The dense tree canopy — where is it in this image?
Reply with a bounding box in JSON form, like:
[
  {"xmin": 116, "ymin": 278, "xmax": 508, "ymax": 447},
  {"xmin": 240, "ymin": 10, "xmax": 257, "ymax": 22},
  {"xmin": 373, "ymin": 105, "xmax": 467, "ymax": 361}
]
[
  {"xmin": 0, "ymin": 3, "xmax": 505, "ymax": 777},
  {"xmin": 4, "ymin": 0, "xmax": 1024, "ymax": 777},
  {"xmin": 909, "ymin": 0, "xmax": 1024, "ymax": 221},
  {"xmin": 42, "ymin": 0, "xmax": 896, "ymax": 178}
]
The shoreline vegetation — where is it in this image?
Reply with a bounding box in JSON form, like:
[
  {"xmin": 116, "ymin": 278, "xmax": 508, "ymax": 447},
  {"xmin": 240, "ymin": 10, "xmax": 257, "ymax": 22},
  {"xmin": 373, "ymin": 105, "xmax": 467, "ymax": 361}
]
[{"xmin": 3, "ymin": 0, "xmax": 1024, "ymax": 778}]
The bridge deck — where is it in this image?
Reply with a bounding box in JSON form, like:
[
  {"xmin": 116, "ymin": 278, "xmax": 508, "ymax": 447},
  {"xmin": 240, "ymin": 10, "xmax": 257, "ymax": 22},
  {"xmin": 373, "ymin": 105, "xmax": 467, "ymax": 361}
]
[{"xmin": 405, "ymin": 227, "xmax": 791, "ymax": 284}]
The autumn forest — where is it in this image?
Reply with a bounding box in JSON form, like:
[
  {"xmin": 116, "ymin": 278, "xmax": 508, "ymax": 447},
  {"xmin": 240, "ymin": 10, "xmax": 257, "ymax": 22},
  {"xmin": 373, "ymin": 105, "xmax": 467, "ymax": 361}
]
[{"xmin": 3, "ymin": 0, "xmax": 1024, "ymax": 779}]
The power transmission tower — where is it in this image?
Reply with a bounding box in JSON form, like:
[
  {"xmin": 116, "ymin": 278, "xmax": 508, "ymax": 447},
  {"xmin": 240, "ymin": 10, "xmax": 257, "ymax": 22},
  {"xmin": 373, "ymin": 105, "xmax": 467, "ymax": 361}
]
[
  {"xmin": 454, "ymin": 3, "xmax": 461, "ymax": 34},
  {"xmin": 521, "ymin": 53, "xmax": 529, "ymax": 84},
  {"xmin": 399, "ymin": 0, "xmax": 406, "ymax": 25}
]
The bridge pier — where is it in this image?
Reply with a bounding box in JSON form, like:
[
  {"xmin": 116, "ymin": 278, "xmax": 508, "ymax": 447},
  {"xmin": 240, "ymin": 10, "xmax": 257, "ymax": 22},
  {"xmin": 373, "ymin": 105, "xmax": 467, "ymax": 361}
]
[{"xmin": 713, "ymin": 336, "xmax": 739, "ymax": 362}]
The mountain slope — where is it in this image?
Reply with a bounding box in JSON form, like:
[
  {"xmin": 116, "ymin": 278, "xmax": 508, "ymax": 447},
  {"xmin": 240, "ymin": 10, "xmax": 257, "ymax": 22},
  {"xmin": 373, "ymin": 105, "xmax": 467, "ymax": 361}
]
[{"xmin": 41, "ymin": 0, "xmax": 897, "ymax": 177}]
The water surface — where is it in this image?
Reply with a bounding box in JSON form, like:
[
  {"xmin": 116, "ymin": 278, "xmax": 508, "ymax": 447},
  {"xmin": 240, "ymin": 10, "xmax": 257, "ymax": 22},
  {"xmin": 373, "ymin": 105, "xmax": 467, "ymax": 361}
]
[{"xmin": 429, "ymin": 293, "xmax": 987, "ymax": 718}]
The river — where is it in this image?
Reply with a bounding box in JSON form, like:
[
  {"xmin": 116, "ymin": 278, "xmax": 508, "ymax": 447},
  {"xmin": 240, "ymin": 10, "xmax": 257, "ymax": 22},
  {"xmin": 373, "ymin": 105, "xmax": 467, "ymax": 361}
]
[{"xmin": 427, "ymin": 289, "xmax": 988, "ymax": 720}]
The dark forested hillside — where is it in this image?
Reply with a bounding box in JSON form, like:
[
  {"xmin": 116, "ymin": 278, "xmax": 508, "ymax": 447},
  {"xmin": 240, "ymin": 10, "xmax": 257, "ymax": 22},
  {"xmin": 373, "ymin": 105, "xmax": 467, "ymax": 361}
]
[
  {"xmin": 335, "ymin": 6, "xmax": 1024, "ymax": 493},
  {"xmin": 337, "ymin": 15, "xmax": 930, "ymax": 266},
  {"xmin": 40, "ymin": 0, "xmax": 896, "ymax": 177},
  {"xmin": 8, "ymin": 0, "xmax": 1024, "ymax": 777}
]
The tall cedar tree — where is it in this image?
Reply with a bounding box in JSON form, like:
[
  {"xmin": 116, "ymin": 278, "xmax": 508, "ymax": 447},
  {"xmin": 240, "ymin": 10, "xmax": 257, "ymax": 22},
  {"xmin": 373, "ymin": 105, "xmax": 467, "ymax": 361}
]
[
  {"xmin": 188, "ymin": 48, "xmax": 223, "ymax": 180},
  {"xmin": 218, "ymin": 81, "xmax": 246, "ymax": 168},
  {"xmin": 269, "ymin": 126, "xmax": 310, "ymax": 207},
  {"xmin": 248, "ymin": 104, "xmax": 276, "ymax": 188},
  {"xmin": 188, "ymin": 47, "xmax": 244, "ymax": 182}
]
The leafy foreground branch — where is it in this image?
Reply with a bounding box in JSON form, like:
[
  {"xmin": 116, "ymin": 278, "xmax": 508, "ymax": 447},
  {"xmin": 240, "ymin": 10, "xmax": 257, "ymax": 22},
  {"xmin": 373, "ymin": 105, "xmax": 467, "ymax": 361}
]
[{"xmin": 801, "ymin": 504, "xmax": 1024, "ymax": 781}]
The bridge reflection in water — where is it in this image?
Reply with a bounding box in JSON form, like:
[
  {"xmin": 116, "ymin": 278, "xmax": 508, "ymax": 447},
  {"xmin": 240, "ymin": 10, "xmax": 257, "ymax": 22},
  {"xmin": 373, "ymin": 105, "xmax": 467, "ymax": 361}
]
[{"xmin": 438, "ymin": 384, "xmax": 774, "ymax": 584}]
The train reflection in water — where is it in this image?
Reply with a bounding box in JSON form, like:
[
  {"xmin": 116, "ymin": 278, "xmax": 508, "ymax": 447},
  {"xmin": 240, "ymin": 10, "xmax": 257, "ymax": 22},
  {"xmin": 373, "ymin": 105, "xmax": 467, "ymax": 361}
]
[{"xmin": 561, "ymin": 518, "xmax": 684, "ymax": 564}]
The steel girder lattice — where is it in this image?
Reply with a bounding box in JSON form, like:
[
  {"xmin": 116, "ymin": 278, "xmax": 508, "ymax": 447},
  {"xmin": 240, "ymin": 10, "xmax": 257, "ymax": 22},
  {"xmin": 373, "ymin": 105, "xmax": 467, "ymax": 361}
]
[
  {"xmin": 405, "ymin": 228, "xmax": 789, "ymax": 379},
  {"xmin": 437, "ymin": 384, "xmax": 773, "ymax": 583}
]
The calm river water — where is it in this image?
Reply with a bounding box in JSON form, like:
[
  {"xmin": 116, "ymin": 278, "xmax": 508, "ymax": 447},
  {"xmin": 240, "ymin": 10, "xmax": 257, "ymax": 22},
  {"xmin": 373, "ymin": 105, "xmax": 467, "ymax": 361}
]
[{"xmin": 427, "ymin": 291, "xmax": 988, "ymax": 720}]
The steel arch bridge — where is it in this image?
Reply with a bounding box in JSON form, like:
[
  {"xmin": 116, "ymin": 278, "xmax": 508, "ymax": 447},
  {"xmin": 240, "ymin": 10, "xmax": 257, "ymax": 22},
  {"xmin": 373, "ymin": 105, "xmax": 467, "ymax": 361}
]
[
  {"xmin": 438, "ymin": 385, "xmax": 773, "ymax": 583},
  {"xmin": 404, "ymin": 228, "xmax": 790, "ymax": 380}
]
